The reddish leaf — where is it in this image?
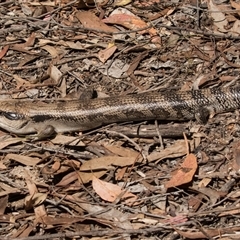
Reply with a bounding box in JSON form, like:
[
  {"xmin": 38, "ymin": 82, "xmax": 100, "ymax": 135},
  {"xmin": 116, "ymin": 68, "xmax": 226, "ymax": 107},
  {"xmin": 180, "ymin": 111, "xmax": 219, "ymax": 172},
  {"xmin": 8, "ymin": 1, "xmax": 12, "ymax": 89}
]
[
  {"xmin": 103, "ymin": 13, "xmax": 157, "ymax": 36},
  {"xmin": 165, "ymin": 154, "xmax": 198, "ymax": 188},
  {"xmin": 0, "ymin": 45, "xmax": 9, "ymax": 59}
]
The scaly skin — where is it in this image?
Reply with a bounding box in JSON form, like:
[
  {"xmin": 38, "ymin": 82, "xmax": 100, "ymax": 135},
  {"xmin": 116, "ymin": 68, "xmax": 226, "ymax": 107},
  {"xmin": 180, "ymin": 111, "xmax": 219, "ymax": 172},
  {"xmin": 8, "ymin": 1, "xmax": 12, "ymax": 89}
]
[{"xmin": 0, "ymin": 87, "xmax": 239, "ymax": 138}]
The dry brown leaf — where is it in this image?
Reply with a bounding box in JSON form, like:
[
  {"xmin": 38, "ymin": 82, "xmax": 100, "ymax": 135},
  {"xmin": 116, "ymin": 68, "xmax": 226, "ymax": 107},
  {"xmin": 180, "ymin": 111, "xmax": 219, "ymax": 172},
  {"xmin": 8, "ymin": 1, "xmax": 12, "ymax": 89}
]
[
  {"xmin": 231, "ymin": 20, "xmax": 240, "ymax": 36},
  {"xmin": 65, "ymin": 41, "xmax": 85, "ymax": 50},
  {"xmin": 103, "ymin": 11, "xmax": 157, "ymax": 36},
  {"xmin": 13, "ymin": 74, "xmax": 31, "ymax": 89},
  {"xmin": 188, "ymin": 193, "xmax": 204, "ymax": 212},
  {"xmin": 80, "ymin": 156, "xmax": 138, "ymax": 171},
  {"xmin": 230, "ymin": 0, "xmax": 240, "ymax": 10},
  {"xmin": 76, "ymin": 11, "xmax": 117, "ymax": 33},
  {"xmin": 78, "ymin": 171, "xmax": 107, "ymax": 184},
  {"xmin": 0, "ymin": 190, "xmax": 19, "ymax": 198},
  {"xmin": 57, "ymin": 170, "xmax": 108, "ymax": 186},
  {"xmin": 207, "ymin": 0, "xmax": 228, "ymax": 33},
  {"xmin": 114, "ymin": 0, "xmax": 132, "ymax": 6},
  {"xmin": 165, "ymin": 154, "xmax": 198, "ymax": 188},
  {"xmin": 0, "ymin": 195, "xmax": 8, "ymax": 215},
  {"xmin": 25, "ymin": 193, "xmax": 48, "ymax": 210},
  {"xmin": 163, "ymin": 215, "xmax": 188, "ymax": 225},
  {"xmin": 0, "ymin": 160, "xmax": 7, "ymax": 170},
  {"xmin": 191, "ymin": 186, "xmax": 224, "ymax": 205},
  {"xmin": 28, "ymin": 0, "xmax": 63, "ymax": 6},
  {"xmin": 198, "ymin": 177, "xmax": 211, "ymax": 187},
  {"xmin": 0, "ymin": 45, "xmax": 9, "ymax": 59},
  {"xmin": 24, "ymin": 170, "xmax": 47, "ymax": 225},
  {"xmin": 58, "ymin": 77, "xmax": 67, "ymax": 98},
  {"xmin": 4, "ymin": 153, "xmax": 42, "ymax": 166},
  {"xmin": 104, "ymin": 144, "xmax": 139, "ymax": 158},
  {"xmin": 0, "ymin": 182, "xmax": 20, "ymax": 197},
  {"xmin": 51, "ymin": 134, "xmax": 85, "ymax": 146},
  {"xmin": 127, "ymin": 51, "xmax": 149, "ymax": 75},
  {"xmin": 48, "ymin": 65, "xmax": 62, "ymax": 84},
  {"xmin": 147, "ymin": 139, "xmax": 190, "ymax": 162},
  {"xmin": 219, "ymin": 208, "xmax": 240, "ymax": 217},
  {"xmin": 16, "ymin": 225, "xmax": 34, "ymax": 238},
  {"xmin": 62, "ymin": 159, "xmax": 81, "ymax": 169},
  {"xmin": 10, "ymin": 33, "xmax": 37, "ymax": 56},
  {"xmin": 176, "ymin": 227, "xmax": 240, "ymax": 239},
  {"xmin": 219, "ymin": 75, "xmax": 237, "ymax": 82},
  {"xmin": 51, "ymin": 161, "xmax": 61, "ymax": 173},
  {"xmin": 56, "ymin": 171, "xmax": 79, "ymax": 187},
  {"xmin": 92, "ymin": 176, "xmax": 138, "ymax": 205},
  {"xmin": 21, "ymin": 3, "xmax": 33, "ymax": 16},
  {"xmin": 115, "ymin": 167, "xmax": 127, "ymax": 180},
  {"xmin": 41, "ymin": 159, "xmax": 72, "ymax": 175},
  {"xmin": 228, "ymin": 190, "xmax": 240, "ymax": 199},
  {"xmin": 232, "ymin": 141, "xmax": 240, "ymax": 171},
  {"xmin": 43, "ymin": 216, "xmax": 85, "ymax": 226},
  {"xmin": 18, "ymin": 55, "xmax": 39, "ymax": 68},
  {"xmin": 176, "ymin": 228, "xmax": 216, "ymax": 239},
  {"xmin": 41, "ymin": 45, "xmax": 59, "ymax": 58},
  {"xmin": 75, "ymin": 201, "xmax": 133, "ymax": 228},
  {"xmin": 0, "ymin": 136, "xmax": 23, "ymax": 150},
  {"xmin": 12, "ymin": 32, "xmax": 36, "ymax": 50},
  {"xmin": 98, "ymin": 44, "xmax": 117, "ymax": 63}
]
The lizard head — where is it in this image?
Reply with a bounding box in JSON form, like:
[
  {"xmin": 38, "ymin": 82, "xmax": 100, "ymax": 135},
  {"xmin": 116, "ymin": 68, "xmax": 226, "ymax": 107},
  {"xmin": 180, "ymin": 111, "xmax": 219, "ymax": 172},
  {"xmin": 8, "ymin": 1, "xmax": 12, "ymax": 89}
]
[
  {"xmin": 0, "ymin": 110, "xmax": 30, "ymax": 135},
  {"xmin": 0, "ymin": 99, "xmax": 33, "ymax": 135}
]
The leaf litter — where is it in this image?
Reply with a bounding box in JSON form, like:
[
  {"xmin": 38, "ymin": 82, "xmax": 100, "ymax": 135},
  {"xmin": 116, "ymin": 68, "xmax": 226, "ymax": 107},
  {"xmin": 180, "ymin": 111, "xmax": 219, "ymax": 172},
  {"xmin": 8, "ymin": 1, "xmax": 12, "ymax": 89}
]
[{"xmin": 1, "ymin": 0, "xmax": 240, "ymax": 239}]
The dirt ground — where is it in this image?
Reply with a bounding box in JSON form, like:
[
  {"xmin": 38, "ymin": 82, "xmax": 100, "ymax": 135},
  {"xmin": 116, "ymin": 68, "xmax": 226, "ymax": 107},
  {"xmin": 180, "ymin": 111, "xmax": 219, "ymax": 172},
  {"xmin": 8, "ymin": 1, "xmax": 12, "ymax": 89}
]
[{"xmin": 1, "ymin": 0, "xmax": 240, "ymax": 239}]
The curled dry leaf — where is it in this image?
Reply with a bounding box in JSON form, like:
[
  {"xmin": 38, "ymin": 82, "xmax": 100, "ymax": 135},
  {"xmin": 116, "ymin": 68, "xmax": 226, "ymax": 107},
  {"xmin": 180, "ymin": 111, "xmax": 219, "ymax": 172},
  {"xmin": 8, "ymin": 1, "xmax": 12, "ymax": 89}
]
[
  {"xmin": 41, "ymin": 45, "xmax": 59, "ymax": 58},
  {"xmin": 11, "ymin": 32, "xmax": 36, "ymax": 50}
]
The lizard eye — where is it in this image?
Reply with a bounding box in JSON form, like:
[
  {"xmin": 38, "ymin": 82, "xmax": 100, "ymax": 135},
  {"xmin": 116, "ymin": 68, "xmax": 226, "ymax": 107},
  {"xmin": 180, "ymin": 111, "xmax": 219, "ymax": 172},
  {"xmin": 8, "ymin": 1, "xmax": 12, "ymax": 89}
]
[{"xmin": 2, "ymin": 112, "xmax": 22, "ymax": 120}]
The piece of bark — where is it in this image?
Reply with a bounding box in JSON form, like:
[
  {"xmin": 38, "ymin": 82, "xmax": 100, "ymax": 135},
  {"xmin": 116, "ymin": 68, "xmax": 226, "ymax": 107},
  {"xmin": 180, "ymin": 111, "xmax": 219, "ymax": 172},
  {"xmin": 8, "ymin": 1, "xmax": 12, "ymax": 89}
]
[{"xmin": 106, "ymin": 123, "xmax": 190, "ymax": 138}]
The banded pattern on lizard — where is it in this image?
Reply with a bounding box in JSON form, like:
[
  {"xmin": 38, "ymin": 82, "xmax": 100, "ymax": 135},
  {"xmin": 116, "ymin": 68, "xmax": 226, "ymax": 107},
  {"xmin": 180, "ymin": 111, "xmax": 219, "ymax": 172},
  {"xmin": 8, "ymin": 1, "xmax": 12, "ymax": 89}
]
[{"xmin": 0, "ymin": 87, "xmax": 239, "ymax": 139}]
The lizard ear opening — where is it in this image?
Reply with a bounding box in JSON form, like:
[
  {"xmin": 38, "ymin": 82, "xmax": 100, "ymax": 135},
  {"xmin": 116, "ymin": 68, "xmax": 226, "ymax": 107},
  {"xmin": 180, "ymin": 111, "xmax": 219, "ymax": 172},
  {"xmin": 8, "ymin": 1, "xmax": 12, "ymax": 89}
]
[{"xmin": 2, "ymin": 112, "xmax": 22, "ymax": 120}]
